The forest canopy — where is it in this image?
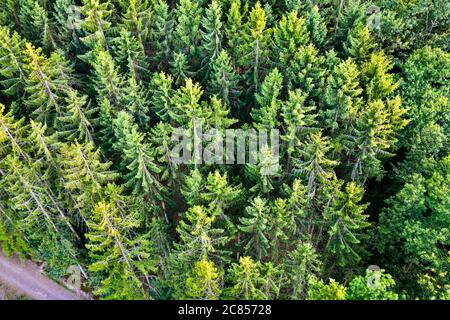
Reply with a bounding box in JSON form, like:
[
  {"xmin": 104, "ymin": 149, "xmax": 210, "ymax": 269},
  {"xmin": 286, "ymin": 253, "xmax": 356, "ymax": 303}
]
[{"xmin": 0, "ymin": 0, "xmax": 448, "ymax": 300}]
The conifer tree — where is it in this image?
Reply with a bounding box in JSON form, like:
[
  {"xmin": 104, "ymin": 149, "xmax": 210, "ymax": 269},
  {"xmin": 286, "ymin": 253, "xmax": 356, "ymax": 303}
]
[
  {"xmin": 324, "ymin": 182, "xmax": 369, "ymax": 267},
  {"xmin": 343, "ymin": 23, "xmax": 374, "ymax": 62},
  {"xmin": 149, "ymin": 0, "xmax": 173, "ymax": 70},
  {"xmin": 287, "ymin": 43, "xmax": 326, "ymax": 99},
  {"xmin": 23, "ymin": 43, "xmax": 71, "ymax": 126},
  {"xmin": 273, "ymin": 11, "xmax": 309, "ymax": 74},
  {"xmin": 175, "ymin": 205, "xmax": 230, "ymax": 265},
  {"xmin": 208, "ymin": 50, "xmax": 241, "ymax": 113},
  {"xmin": 117, "ymin": 0, "xmax": 152, "ymax": 50},
  {"xmin": 120, "ymin": 76, "xmax": 150, "ymax": 131},
  {"xmin": 200, "ymin": 0, "xmax": 224, "ymax": 81},
  {"xmin": 225, "ymin": 0, "xmax": 244, "ymax": 64},
  {"xmin": 112, "ymin": 111, "xmax": 162, "ymax": 201},
  {"xmin": 251, "ymin": 68, "xmax": 283, "ymax": 130},
  {"xmin": 173, "ymin": 0, "xmax": 203, "ymax": 68},
  {"xmin": 149, "ymin": 71, "xmax": 175, "ymax": 122},
  {"xmin": 58, "ymin": 89, "xmax": 98, "ymax": 145},
  {"xmin": 292, "ymin": 131, "xmax": 338, "ymax": 195},
  {"xmin": 59, "ymin": 140, "xmax": 117, "ymax": 218},
  {"xmin": 238, "ymin": 1, "xmax": 271, "ymax": 99},
  {"xmin": 281, "ymin": 89, "xmax": 318, "ymax": 155},
  {"xmin": 0, "ymin": 26, "xmax": 26, "ymax": 97},
  {"xmin": 285, "ymin": 241, "xmax": 321, "ymax": 299},
  {"xmin": 238, "ymin": 197, "xmax": 270, "ymax": 260},
  {"xmin": 184, "ymin": 259, "xmax": 222, "ymax": 300},
  {"xmin": 224, "ymin": 256, "xmax": 267, "ymax": 299},
  {"xmin": 112, "ymin": 28, "xmax": 149, "ymax": 82},
  {"xmin": 202, "ymin": 170, "xmax": 242, "ymax": 218},
  {"xmin": 306, "ymin": 5, "xmax": 327, "ymax": 48},
  {"xmin": 324, "ymin": 58, "xmax": 362, "ymax": 133},
  {"xmin": 79, "ymin": 0, "xmax": 114, "ymax": 60},
  {"xmin": 85, "ymin": 197, "xmax": 154, "ymax": 299}
]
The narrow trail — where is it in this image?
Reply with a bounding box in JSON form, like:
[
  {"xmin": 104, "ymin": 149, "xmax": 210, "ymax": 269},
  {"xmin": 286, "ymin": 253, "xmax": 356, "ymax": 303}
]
[{"xmin": 0, "ymin": 251, "xmax": 85, "ymax": 300}]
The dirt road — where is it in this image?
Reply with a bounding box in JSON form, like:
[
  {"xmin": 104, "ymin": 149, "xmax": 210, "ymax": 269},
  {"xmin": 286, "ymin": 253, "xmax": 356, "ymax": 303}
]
[{"xmin": 0, "ymin": 251, "xmax": 84, "ymax": 300}]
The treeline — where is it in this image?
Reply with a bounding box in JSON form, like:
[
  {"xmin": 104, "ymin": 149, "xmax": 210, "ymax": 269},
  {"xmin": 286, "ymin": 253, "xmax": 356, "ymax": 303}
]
[{"xmin": 0, "ymin": 0, "xmax": 448, "ymax": 300}]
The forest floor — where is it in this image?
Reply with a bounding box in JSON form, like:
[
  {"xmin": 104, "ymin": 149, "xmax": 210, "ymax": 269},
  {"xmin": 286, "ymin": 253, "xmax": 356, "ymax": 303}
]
[{"xmin": 0, "ymin": 251, "xmax": 85, "ymax": 300}]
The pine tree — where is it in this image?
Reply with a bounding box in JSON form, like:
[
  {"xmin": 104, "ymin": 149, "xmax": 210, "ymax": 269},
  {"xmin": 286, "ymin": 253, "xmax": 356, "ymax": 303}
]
[
  {"xmin": 238, "ymin": 1, "xmax": 271, "ymax": 99},
  {"xmin": 149, "ymin": 0, "xmax": 173, "ymax": 70},
  {"xmin": 224, "ymin": 256, "xmax": 267, "ymax": 299},
  {"xmin": 184, "ymin": 259, "xmax": 222, "ymax": 300},
  {"xmin": 292, "ymin": 131, "xmax": 338, "ymax": 195},
  {"xmin": 201, "ymin": 170, "xmax": 242, "ymax": 218},
  {"xmin": 361, "ymin": 51, "xmax": 399, "ymax": 100},
  {"xmin": 149, "ymin": 71, "xmax": 175, "ymax": 122},
  {"xmin": 85, "ymin": 197, "xmax": 153, "ymax": 299},
  {"xmin": 272, "ymin": 11, "xmax": 309, "ymax": 74},
  {"xmin": 59, "ymin": 140, "xmax": 117, "ymax": 218},
  {"xmin": 149, "ymin": 122, "xmax": 180, "ymax": 190},
  {"xmin": 287, "ymin": 43, "xmax": 326, "ymax": 99},
  {"xmin": 173, "ymin": 0, "xmax": 203, "ymax": 68},
  {"xmin": 306, "ymin": 5, "xmax": 327, "ymax": 48},
  {"xmin": 343, "ymin": 23, "xmax": 374, "ymax": 62},
  {"xmin": 345, "ymin": 98, "xmax": 408, "ymax": 183},
  {"xmin": 112, "ymin": 28, "xmax": 149, "ymax": 82},
  {"xmin": 200, "ymin": 0, "xmax": 223, "ymax": 80},
  {"xmin": 90, "ymin": 49, "xmax": 124, "ymax": 105},
  {"xmin": 0, "ymin": 26, "xmax": 26, "ymax": 97},
  {"xmin": 285, "ymin": 241, "xmax": 321, "ymax": 299},
  {"xmin": 208, "ymin": 50, "xmax": 241, "ymax": 113},
  {"xmin": 170, "ymin": 51, "xmax": 193, "ymax": 86},
  {"xmin": 324, "ymin": 58, "xmax": 363, "ymax": 133},
  {"xmin": 23, "ymin": 43, "xmax": 72, "ymax": 126},
  {"xmin": 120, "ymin": 76, "xmax": 150, "ymax": 131},
  {"xmin": 181, "ymin": 168, "xmax": 204, "ymax": 207},
  {"xmin": 281, "ymin": 89, "xmax": 318, "ymax": 155},
  {"xmin": 324, "ymin": 182, "xmax": 370, "ymax": 268},
  {"xmin": 112, "ymin": 111, "xmax": 162, "ymax": 200},
  {"xmin": 117, "ymin": 0, "xmax": 152, "ymax": 51},
  {"xmin": 79, "ymin": 0, "xmax": 114, "ymax": 60},
  {"xmin": 251, "ymin": 68, "xmax": 283, "ymax": 130},
  {"xmin": 175, "ymin": 205, "xmax": 230, "ymax": 264},
  {"xmin": 225, "ymin": 0, "xmax": 244, "ymax": 64},
  {"xmin": 238, "ymin": 197, "xmax": 270, "ymax": 260},
  {"xmin": 58, "ymin": 89, "xmax": 98, "ymax": 145}
]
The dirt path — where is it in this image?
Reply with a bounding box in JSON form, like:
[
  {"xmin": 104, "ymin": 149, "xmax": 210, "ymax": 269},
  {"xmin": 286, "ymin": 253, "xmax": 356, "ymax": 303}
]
[{"xmin": 0, "ymin": 251, "xmax": 84, "ymax": 300}]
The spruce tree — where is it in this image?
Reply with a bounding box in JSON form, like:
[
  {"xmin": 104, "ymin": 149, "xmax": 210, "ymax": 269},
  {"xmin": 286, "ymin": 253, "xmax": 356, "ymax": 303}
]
[
  {"xmin": 238, "ymin": 1, "xmax": 271, "ymax": 99},
  {"xmin": 238, "ymin": 197, "xmax": 270, "ymax": 260}
]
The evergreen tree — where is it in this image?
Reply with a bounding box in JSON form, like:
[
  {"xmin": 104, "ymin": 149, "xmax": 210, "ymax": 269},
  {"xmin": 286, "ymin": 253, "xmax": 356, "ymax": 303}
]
[
  {"xmin": 224, "ymin": 256, "xmax": 267, "ymax": 299},
  {"xmin": 324, "ymin": 182, "xmax": 370, "ymax": 268},
  {"xmin": 238, "ymin": 1, "xmax": 271, "ymax": 99},
  {"xmin": 149, "ymin": 0, "xmax": 173, "ymax": 70},
  {"xmin": 251, "ymin": 68, "xmax": 283, "ymax": 130},
  {"xmin": 184, "ymin": 259, "xmax": 222, "ymax": 300},
  {"xmin": 149, "ymin": 71, "xmax": 175, "ymax": 122},
  {"xmin": 200, "ymin": 0, "xmax": 224, "ymax": 80},
  {"xmin": 272, "ymin": 11, "xmax": 309, "ymax": 75},
  {"xmin": 85, "ymin": 196, "xmax": 154, "ymax": 299},
  {"xmin": 292, "ymin": 131, "xmax": 338, "ymax": 195},
  {"xmin": 58, "ymin": 89, "xmax": 98, "ymax": 145},
  {"xmin": 173, "ymin": 0, "xmax": 203, "ymax": 68},
  {"xmin": 59, "ymin": 140, "xmax": 117, "ymax": 218},
  {"xmin": 208, "ymin": 50, "xmax": 241, "ymax": 113},
  {"xmin": 306, "ymin": 5, "xmax": 327, "ymax": 48},
  {"xmin": 112, "ymin": 111, "xmax": 162, "ymax": 200},
  {"xmin": 238, "ymin": 197, "xmax": 270, "ymax": 260},
  {"xmin": 0, "ymin": 26, "xmax": 26, "ymax": 97}
]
